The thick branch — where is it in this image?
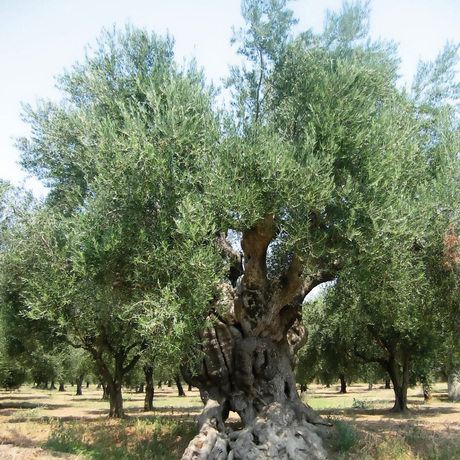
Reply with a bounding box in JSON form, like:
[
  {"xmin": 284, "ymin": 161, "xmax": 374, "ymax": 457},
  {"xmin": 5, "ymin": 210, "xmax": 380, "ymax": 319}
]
[
  {"xmin": 100, "ymin": 325, "xmax": 115, "ymax": 354},
  {"xmin": 291, "ymin": 267, "xmax": 338, "ymax": 308},
  {"xmin": 367, "ymin": 325, "xmax": 392, "ymax": 360},
  {"xmin": 122, "ymin": 344, "xmax": 146, "ymax": 375},
  {"xmin": 347, "ymin": 344, "xmax": 386, "ymax": 369},
  {"xmin": 215, "ymin": 231, "xmax": 243, "ymax": 285},
  {"xmin": 254, "ymin": 48, "xmax": 264, "ymax": 123},
  {"xmin": 272, "ymin": 256, "xmax": 304, "ymax": 309},
  {"xmin": 241, "ymin": 215, "xmax": 275, "ymax": 290}
]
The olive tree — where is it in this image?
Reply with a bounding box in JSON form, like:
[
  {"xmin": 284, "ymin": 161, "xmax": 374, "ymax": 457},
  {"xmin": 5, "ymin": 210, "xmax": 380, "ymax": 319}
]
[
  {"xmin": 10, "ymin": 1, "xmax": 459, "ymax": 457},
  {"xmin": 14, "ymin": 26, "xmax": 221, "ymax": 418},
  {"xmin": 181, "ymin": 1, "xmax": 455, "ymax": 457}
]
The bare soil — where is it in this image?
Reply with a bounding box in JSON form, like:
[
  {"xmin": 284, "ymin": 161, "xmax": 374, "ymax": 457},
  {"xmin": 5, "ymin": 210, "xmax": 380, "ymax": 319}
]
[{"xmin": 0, "ymin": 383, "xmax": 458, "ymax": 459}]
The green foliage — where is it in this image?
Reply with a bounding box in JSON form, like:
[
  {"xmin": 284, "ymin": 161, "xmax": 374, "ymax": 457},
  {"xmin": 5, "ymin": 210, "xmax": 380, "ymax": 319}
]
[
  {"xmin": 333, "ymin": 419, "xmax": 358, "ymax": 454},
  {"xmin": 0, "ymin": 356, "xmax": 27, "ymax": 390},
  {"xmin": 351, "ymin": 398, "xmax": 373, "ymax": 410},
  {"xmin": 10, "ymin": 26, "xmax": 223, "ymax": 368},
  {"xmin": 228, "ymin": 0, "xmax": 298, "ymax": 127}
]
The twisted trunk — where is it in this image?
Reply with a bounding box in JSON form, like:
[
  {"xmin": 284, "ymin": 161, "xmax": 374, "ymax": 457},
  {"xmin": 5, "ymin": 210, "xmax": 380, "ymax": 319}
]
[
  {"xmin": 101, "ymin": 382, "xmax": 110, "ymax": 400},
  {"xmin": 182, "ymin": 218, "xmax": 335, "ymax": 460}
]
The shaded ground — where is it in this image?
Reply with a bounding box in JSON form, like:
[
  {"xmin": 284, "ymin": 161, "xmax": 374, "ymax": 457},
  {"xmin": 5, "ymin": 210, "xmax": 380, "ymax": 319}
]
[{"xmin": 0, "ymin": 383, "xmax": 458, "ymax": 459}]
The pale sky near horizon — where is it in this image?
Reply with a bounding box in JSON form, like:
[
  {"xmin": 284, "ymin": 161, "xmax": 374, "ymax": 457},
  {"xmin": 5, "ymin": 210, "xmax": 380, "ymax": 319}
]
[{"xmin": 1, "ymin": 0, "xmax": 460, "ymax": 197}]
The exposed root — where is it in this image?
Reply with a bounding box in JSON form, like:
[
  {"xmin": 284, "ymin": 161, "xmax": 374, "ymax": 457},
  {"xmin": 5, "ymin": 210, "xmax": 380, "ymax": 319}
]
[{"xmin": 182, "ymin": 401, "xmax": 328, "ymax": 460}]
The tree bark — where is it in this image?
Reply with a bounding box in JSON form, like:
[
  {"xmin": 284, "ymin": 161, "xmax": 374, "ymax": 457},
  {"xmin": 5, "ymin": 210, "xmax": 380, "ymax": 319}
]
[
  {"xmin": 422, "ymin": 383, "xmax": 432, "ymax": 401},
  {"xmin": 448, "ymin": 371, "xmax": 460, "ymax": 401},
  {"xmin": 76, "ymin": 374, "xmax": 84, "ymax": 396},
  {"xmin": 83, "ymin": 336, "xmax": 144, "ymax": 418},
  {"xmin": 175, "ymin": 374, "xmax": 186, "ymax": 397},
  {"xmin": 386, "ymin": 353, "xmax": 410, "ymax": 412},
  {"xmin": 144, "ymin": 364, "xmax": 154, "ymax": 411},
  {"xmin": 101, "ymin": 382, "xmax": 110, "ymax": 400},
  {"xmin": 339, "ymin": 373, "xmax": 347, "ymax": 393},
  {"xmin": 182, "ymin": 218, "xmax": 335, "ymax": 460},
  {"xmin": 58, "ymin": 382, "xmax": 65, "ymax": 392}
]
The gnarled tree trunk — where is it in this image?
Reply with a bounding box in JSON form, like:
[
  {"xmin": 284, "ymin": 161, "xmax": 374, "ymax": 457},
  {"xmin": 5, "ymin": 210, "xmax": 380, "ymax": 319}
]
[{"xmin": 182, "ymin": 218, "xmax": 335, "ymax": 460}]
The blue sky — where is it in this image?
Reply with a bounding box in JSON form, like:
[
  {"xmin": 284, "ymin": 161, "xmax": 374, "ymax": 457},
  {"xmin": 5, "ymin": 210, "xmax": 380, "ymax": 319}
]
[{"xmin": 1, "ymin": 0, "xmax": 459, "ymax": 197}]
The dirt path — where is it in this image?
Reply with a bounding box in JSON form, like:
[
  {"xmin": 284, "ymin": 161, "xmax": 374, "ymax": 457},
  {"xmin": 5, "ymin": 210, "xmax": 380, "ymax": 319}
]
[{"xmin": 0, "ymin": 444, "xmax": 80, "ymax": 460}]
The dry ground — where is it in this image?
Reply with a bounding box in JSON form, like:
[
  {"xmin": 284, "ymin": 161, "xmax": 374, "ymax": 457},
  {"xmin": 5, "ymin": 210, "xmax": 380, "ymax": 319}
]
[
  {"xmin": 305, "ymin": 383, "xmax": 460, "ymax": 459},
  {"xmin": 0, "ymin": 383, "xmax": 458, "ymax": 459}
]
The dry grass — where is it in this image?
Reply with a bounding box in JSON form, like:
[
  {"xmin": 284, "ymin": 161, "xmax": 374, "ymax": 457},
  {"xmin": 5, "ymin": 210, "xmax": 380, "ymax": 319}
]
[
  {"xmin": 0, "ymin": 383, "xmax": 459, "ymax": 459},
  {"xmin": 305, "ymin": 383, "xmax": 460, "ymax": 459}
]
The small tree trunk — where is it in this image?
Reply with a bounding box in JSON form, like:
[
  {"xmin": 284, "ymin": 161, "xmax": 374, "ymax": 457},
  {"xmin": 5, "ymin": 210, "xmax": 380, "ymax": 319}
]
[
  {"xmin": 188, "ymin": 383, "xmax": 193, "ymax": 391},
  {"xmin": 368, "ymin": 382, "xmax": 373, "ymax": 390},
  {"xmin": 386, "ymin": 353, "xmax": 409, "ymax": 412},
  {"xmin": 101, "ymin": 382, "xmax": 110, "ymax": 400},
  {"xmin": 300, "ymin": 383, "xmax": 307, "ymax": 393},
  {"xmin": 58, "ymin": 382, "xmax": 65, "ymax": 392},
  {"xmin": 137, "ymin": 383, "xmax": 144, "ymax": 393},
  {"xmin": 448, "ymin": 371, "xmax": 460, "ymax": 401},
  {"xmin": 158, "ymin": 381, "xmax": 162, "ymax": 388},
  {"xmin": 144, "ymin": 365, "xmax": 154, "ymax": 411},
  {"xmin": 175, "ymin": 374, "xmax": 186, "ymax": 397},
  {"xmin": 385, "ymin": 379, "xmax": 391, "ymax": 389},
  {"xmin": 86, "ymin": 381, "xmax": 90, "ymax": 388},
  {"xmin": 108, "ymin": 380, "xmax": 124, "ymax": 418},
  {"xmin": 339, "ymin": 373, "xmax": 347, "ymax": 394},
  {"xmin": 50, "ymin": 381, "xmax": 56, "ymax": 390},
  {"xmin": 76, "ymin": 375, "xmax": 84, "ymax": 396},
  {"xmin": 422, "ymin": 383, "xmax": 432, "ymax": 401}
]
